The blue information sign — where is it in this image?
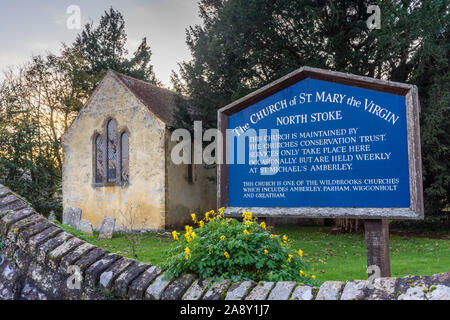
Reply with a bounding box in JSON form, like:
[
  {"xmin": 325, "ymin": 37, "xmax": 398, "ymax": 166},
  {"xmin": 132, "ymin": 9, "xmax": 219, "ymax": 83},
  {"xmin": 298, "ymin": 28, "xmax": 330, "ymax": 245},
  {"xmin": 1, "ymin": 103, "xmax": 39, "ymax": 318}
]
[{"xmin": 227, "ymin": 77, "xmax": 410, "ymax": 208}]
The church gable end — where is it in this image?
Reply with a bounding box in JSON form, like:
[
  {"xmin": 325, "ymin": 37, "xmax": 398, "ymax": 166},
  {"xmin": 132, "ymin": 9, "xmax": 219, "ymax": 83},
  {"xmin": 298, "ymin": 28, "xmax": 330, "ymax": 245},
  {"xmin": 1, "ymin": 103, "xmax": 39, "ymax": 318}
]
[{"xmin": 62, "ymin": 71, "xmax": 169, "ymax": 230}]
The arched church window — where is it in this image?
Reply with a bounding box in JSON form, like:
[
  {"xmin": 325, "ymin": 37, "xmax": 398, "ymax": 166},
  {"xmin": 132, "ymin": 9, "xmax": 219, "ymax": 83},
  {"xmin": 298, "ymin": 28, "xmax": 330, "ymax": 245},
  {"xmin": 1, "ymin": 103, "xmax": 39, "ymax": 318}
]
[
  {"xmin": 106, "ymin": 119, "xmax": 118, "ymax": 183},
  {"xmin": 94, "ymin": 134, "xmax": 104, "ymax": 183},
  {"xmin": 94, "ymin": 118, "xmax": 129, "ymax": 187},
  {"xmin": 120, "ymin": 131, "xmax": 129, "ymax": 183}
]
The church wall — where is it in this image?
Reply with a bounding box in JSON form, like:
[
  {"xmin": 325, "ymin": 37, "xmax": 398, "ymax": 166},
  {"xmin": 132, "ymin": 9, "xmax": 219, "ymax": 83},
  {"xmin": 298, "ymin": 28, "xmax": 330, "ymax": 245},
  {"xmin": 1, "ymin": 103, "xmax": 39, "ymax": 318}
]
[
  {"xmin": 62, "ymin": 74, "xmax": 167, "ymax": 230},
  {"xmin": 165, "ymin": 136, "xmax": 217, "ymax": 229}
]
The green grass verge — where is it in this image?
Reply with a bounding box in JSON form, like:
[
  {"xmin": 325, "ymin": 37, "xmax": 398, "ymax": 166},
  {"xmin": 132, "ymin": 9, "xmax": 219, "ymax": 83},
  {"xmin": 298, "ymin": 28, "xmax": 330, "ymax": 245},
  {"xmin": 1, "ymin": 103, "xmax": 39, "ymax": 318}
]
[
  {"xmin": 55, "ymin": 222, "xmax": 449, "ymax": 284},
  {"xmin": 90, "ymin": 232, "xmax": 170, "ymax": 264},
  {"xmin": 275, "ymin": 226, "xmax": 450, "ymax": 283}
]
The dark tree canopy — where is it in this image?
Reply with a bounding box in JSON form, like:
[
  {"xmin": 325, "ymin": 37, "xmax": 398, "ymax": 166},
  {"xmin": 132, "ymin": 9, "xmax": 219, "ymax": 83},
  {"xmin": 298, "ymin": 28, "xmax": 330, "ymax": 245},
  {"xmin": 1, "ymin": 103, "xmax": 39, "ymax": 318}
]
[{"xmin": 72, "ymin": 7, "xmax": 160, "ymax": 91}]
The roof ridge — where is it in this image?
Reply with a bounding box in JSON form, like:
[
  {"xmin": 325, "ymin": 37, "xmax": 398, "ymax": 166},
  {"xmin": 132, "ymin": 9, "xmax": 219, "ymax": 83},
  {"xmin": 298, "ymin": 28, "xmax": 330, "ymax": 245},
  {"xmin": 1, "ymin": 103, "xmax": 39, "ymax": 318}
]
[
  {"xmin": 110, "ymin": 69, "xmax": 177, "ymax": 95},
  {"xmin": 107, "ymin": 69, "xmax": 177, "ymax": 126}
]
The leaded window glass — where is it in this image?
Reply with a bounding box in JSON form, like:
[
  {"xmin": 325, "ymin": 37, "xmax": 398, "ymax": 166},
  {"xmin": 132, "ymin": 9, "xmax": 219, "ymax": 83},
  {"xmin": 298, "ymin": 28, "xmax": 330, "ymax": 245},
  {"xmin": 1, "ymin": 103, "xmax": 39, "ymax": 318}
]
[
  {"xmin": 94, "ymin": 118, "xmax": 130, "ymax": 186},
  {"xmin": 121, "ymin": 132, "xmax": 129, "ymax": 183},
  {"xmin": 107, "ymin": 119, "xmax": 118, "ymax": 183},
  {"xmin": 95, "ymin": 134, "xmax": 104, "ymax": 183}
]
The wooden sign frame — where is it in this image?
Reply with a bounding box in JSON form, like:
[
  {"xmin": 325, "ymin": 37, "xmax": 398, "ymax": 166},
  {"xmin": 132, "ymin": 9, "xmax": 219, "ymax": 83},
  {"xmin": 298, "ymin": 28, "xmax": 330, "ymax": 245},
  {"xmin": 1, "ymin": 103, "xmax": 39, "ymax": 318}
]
[{"xmin": 217, "ymin": 66, "xmax": 424, "ymax": 220}]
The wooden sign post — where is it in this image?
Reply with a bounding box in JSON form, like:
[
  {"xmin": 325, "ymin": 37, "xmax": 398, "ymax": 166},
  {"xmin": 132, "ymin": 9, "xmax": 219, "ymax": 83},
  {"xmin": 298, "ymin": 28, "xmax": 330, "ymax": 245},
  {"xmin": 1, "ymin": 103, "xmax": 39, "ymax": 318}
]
[
  {"xmin": 217, "ymin": 67, "xmax": 423, "ymax": 280},
  {"xmin": 365, "ymin": 219, "xmax": 391, "ymax": 277}
]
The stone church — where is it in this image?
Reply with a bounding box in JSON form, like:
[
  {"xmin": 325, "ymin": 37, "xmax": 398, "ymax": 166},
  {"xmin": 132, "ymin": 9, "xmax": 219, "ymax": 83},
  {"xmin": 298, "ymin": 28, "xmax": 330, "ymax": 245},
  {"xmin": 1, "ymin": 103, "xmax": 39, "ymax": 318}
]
[{"xmin": 61, "ymin": 70, "xmax": 216, "ymax": 230}]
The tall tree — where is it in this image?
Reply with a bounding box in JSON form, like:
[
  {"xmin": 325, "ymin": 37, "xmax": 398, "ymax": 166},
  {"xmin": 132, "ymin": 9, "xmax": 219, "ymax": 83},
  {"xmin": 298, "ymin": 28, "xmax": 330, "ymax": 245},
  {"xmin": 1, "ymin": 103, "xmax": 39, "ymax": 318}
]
[
  {"xmin": 71, "ymin": 7, "xmax": 160, "ymax": 92},
  {"xmin": 0, "ymin": 67, "xmax": 62, "ymax": 215}
]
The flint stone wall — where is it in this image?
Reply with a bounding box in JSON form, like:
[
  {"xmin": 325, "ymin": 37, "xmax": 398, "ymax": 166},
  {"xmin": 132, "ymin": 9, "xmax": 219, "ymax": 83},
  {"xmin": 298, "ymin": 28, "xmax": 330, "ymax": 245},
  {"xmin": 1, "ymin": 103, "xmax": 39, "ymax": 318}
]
[{"xmin": 0, "ymin": 184, "xmax": 448, "ymax": 300}]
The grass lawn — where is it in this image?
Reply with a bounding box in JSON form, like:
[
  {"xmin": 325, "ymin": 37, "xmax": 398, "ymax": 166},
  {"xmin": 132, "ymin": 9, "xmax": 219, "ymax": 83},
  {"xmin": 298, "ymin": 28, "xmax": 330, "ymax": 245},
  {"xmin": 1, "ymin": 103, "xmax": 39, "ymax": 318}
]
[
  {"xmin": 90, "ymin": 232, "xmax": 170, "ymax": 265},
  {"xmin": 71, "ymin": 225, "xmax": 449, "ymax": 284},
  {"xmin": 275, "ymin": 226, "xmax": 449, "ymax": 283}
]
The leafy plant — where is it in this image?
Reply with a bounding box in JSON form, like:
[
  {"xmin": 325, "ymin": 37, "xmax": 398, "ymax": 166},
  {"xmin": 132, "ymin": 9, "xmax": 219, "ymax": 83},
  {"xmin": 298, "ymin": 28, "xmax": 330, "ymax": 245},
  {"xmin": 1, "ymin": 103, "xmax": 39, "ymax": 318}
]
[
  {"xmin": 160, "ymin": 209, "xmax": 319, "ymax": 285},
  {"xmin": 118, "ymin": 204, "xmax": 146, "ymax": 259}
]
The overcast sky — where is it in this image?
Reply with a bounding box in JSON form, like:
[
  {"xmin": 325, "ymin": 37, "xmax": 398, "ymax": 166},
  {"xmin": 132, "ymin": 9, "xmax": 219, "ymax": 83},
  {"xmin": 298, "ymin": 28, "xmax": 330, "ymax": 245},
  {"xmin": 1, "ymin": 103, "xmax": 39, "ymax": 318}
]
[{"xmin": 0, "ymin": 0, "xmax": 201, "ymax": 87}]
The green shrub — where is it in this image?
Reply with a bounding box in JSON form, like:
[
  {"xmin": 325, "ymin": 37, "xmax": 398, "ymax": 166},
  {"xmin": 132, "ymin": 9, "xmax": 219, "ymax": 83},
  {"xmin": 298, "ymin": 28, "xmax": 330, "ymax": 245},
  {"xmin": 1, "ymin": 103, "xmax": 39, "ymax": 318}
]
[{"xmin": 160, "ymin": 209, "xmax": 319, "ymax": 285}]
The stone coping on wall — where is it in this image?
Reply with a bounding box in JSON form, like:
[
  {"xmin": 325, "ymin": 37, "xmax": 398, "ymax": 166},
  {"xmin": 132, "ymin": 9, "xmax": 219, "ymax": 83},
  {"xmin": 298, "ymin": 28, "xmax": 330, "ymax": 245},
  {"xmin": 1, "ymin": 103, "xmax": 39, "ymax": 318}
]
[{"xmin": 0, "ymin": 184, "xmax": 449, "ymax": 300}]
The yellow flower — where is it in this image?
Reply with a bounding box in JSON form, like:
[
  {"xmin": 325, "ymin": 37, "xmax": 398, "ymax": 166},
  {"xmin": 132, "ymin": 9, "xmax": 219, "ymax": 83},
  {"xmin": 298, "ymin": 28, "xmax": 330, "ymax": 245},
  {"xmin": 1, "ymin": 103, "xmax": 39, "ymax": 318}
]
[
  {"xmin": 283, "ymin": 235, "xmax": 288, "ymax": 243},
  {"xmin": 191, "ymin": 232, "xmax": 197, "ymax": 239},
  {"xmin": 297, "ymin": 249, "xmax": 303, "ymax": 257},
  {"xmin": 299, "ymin": 270, "xmax": 304, "ymax": 277},
  {"xmin": 13, "ymin": 228, "xmax": 19, "ymax": 234},
  {"xmin": 264, "ymin": 249, "xmax": 268, "ymax": 255},
  {"xmin": 242, "ymin": 211, "xmax": 253, "ymax": 222},
  {"xmin": 312, "ymin": 275, "xmax": 316, "ymax": 280},
  {"xmin": 220, "ymin": 235, "xmax": 226, "ymax": 241},
  {"xmin": 224, "ymin": 251, "xmax": 230, "ymax": 259},
  {"xmin": 259, "ymin": 222, "xmax": 266, "ymax": 230},
  {"xmin": 191, "ymin": 213, "xmax": 196, "ymax": 222},
  {"xmin": 184, "ymin": 247, "xmax": 191, "ymax": 260},
  {"xmin": 243, "ymin": 229, "xmax": 250, "ymax": 236},
  {"xmin": 172, "ymin": 231, "xmax": 179, "ymax": 240},
  {"xmin": 287, "ymin": 254, "xmax": 293, "ymax": 263},
  {"xmin": 199, "ymin": 220, "xmax": 204, "ymax": 228}
]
